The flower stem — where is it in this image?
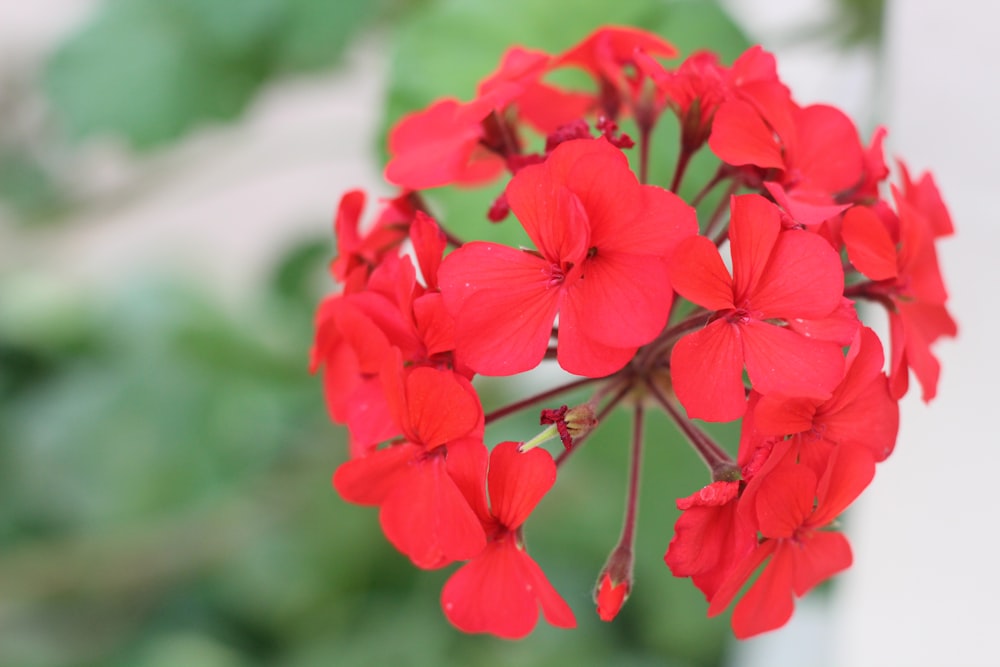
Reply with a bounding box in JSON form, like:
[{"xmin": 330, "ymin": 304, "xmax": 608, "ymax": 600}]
[
  {"xmin": 843, "ymin": 281, "xmax": 897, "ymax": 313},
  {"xmin": 691, "ymin": 166, "xmax": 727, "ymax": 208},
  {"xmin": 669, "ymin": 148, "xmax": 692, "ymax": 194},
  {"xmin": 618, "ymin": 402, "xmax": 644, "ymax": 548},
  {"xmin": 484, "ymin": 376, "xmax": 601, "ymax": 425},
  {"xmin": 636, "ymin": 126, "xmax": 650, "ymax": 185},
  {"xmin": 646, "ymin": 380, "xmax": 738, "ymax": 480}
]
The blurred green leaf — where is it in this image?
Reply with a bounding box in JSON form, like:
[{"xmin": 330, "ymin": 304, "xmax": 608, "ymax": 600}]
[
  {"xmin": 0, "ymin": 149, "xmax": 66, "ymax": 221},
  {"xmin": 790, "ymin": 0, "xmax": 885, "ymax": 49},
  {"xmin": 43, "ymin": 0, "xmax": 385, "ymax": 149},
  {"xmin": 44, "ymin": 0, "xmax": 260, "ymax": 148},
  {"xmin": 274, "ymin": 0, "xmax": 379, "ymax": 71}
]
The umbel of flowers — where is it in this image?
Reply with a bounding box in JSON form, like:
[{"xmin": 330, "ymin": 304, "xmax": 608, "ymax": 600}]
[{"xmin": 312, "ymin": 26, "xmax": 956, "ymax": 640}]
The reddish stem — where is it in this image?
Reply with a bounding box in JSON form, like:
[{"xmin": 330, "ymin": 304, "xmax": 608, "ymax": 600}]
[
  {"xmin": 638, "ymin": 124, "xmax": 652, "ymax": 185},
  {"xmin": 645, "ymin": 380, "xmax": 737, "ymax": 480},
  {"xmin": 669, "ymin": 148, "xmax": 693, "ymax": 194},
  {"xmin": 484, "ymin": 376, "xmax": 602, "ymax": 425},
  {"xmin": 618, "ymin": 403, "xmax": 644, "ymax": 547}
]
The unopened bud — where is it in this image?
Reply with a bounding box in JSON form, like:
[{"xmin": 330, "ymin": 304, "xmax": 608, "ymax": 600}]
[{"xmin": 594, "ymin": 546, "xmax": 633, "ymax": 622}]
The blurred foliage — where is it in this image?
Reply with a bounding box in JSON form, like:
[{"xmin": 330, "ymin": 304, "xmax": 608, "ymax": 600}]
[
  {"xmin": 0, "ymin": 147, "xmax": 66, "ymax": 220},
  {"xmin": 42, "ymin": 0, "xmax": 391, "ymax": 149},
  {"xmin": 0, "ymin": 241, "xmax": 735, "ymax": 667},
  {"xmin": 818, "ymin": 0, "xmax": 885, "ymax": 48},
  {"xmin": 801, "ymin": 0, "xmax": 886, "ymax": 48}
]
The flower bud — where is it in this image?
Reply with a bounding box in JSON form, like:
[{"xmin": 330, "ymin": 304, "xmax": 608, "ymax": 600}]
[{"xmin": 594, "ymin": 546, "xmax": 633, "ymax": 622}]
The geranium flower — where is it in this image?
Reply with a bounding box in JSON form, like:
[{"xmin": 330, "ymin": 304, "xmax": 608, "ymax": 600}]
[
  {"xmin": 439, "ymin": 137, "xmax": 696, "ymax": 377},
  {"xmin": 669, "ymin": 194, "xmax": 849, "ymax": 422},
  {"xmin": 441, "ymin": 441, "xmax": 575, "ymax": 638}
]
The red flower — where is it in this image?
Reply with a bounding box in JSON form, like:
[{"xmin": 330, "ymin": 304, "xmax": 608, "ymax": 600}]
[
  {"xmin": 384, "ymin": 46, "xmax": 592, "ymax": 191},
  {"xmin": 384, "ymin": 97, "xmax": 504, "ymax": 190},
  {"xmin": 899, "ymin": 160, "xmax": 954, "ymax": 238},
  {"xmin": 749, "ymin": 326, "xmax": 899, "ymax": 474},
  {"xmin": 646, "ymin": 50, "xmax": 729, "ymax": 152},
  {"xmin": 332, "ymin": 359, "xmax": 487, "ymax": 568},
  {"xmin": 439, "ymin": 138, "xmax": 696, "ymax": 377},
  {"xmin": 708, "ymin": 445, "xmax": 874, "ymax": 638},
  {"xmin": 556, "ymin": 26, "xmax": 677, "ymax": 119},
  {"xmin": 669, "ymin": 194, "xmax": 849, "ymax": 422},
  {"xmin": 841, "ymin": 194, "xmax": 957, "ymax": 400},
  {"xmin": 441, "ymin": 441, "xmax": 576, "ymax": 638},
  {"xmin": 330, "ymin": 189, "xmax": 416, "ymax": 289},
  {"xmin": 478, "ymin": 46, "xmax": 592, "ymax": 136},
  {"xmin": 708, "ymin": 55, "xmax": 868, "ymax": 228},
  {"xmin": 664, "ymin": 480, "xmax": 757, "ymax": 601}
]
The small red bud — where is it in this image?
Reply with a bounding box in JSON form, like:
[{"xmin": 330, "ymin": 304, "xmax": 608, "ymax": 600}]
[
  {"xmin": 595, "ymin": 572, "xmax": 631, "ymax": 622},
  {"xmin": 594, "ymin": 545, "xmax": 633, "ymax": 622}
]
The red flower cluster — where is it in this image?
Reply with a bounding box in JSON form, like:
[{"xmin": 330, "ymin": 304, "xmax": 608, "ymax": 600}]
[{"xmin": 313, "ymin": 26, "xmax": 956, "ymax": 640}]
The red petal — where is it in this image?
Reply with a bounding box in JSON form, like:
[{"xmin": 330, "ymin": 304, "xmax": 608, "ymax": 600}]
[
  {"xmin": 332, "ymin": 442, "xmax": 421, "ymax": 506},
  {"xmin": 730, "ymin": 543, "xmax": 796, "ymax": 639},
  {"xmin": 412, "ymin": 292, "xmax": 455, "ymax": 358},
  {"xmin": 441, "ymin": 537, "xmax": 538, "ymax": 638},
  {"xmin": 558, "ymin": 26, "xmax": 676, "ymax": 75},
  {"xmin": 753, "ymin": 228, "xmax": 844, "ymax": 319},
  {"xmin": 439, "ymin": 243, "xmax": 561, "ymax": 376},
  {"xmin": 595, "ymin": 574, "xmax": 629, "ymax": 621},
  {"xmin": 665, "ymin": 482, "xmax": 757, "ymax": 601},
  {"xmin": 791, "ymin": 530, "xmax": 852, "ymax": 596},
  {"xmin": 343, "ymin": 376, "xmax": 398, "ymax": 450},
  {"xmin": 520, "ymin": 545, "xmax": 577, "ymax": 630},
  {"xmin": 765, "ymin": 182, "xmax": 850, "ymax": 228},
  {"xmin": 506, "ymin": 161, "xmax": 591, "ymax": 265},
  {"xmin": 708, "ymin": 540, "xmax": 775, "ymax": 617},
  {"xmin": 792, "ymin": 104, "xmax": 864, "ymax": 194},
  {"xmin": 669, "ymin": 235, "xmax": 735, "ymax": 312},
  {"xmin": 897, "ymin": 300, "xmax": 956, "ymax": 402},
  {"xmin": 819, "ymin": 328, "xmax": 898, "ymax": 461},
  {"xmin": 564, "ymin": 253, "xmax": 673, "ymax": 348},
  {"xmin": 446, "ymin": 437, "xmax": 492, "ymax": 527},
  {"xmin": 441, "ymin": 533, "xmax": 575, "ymax": 638},
  {"xmin": 786, "ymin": 297, "xmax": 861, "ymax": 346},
  {"xmin": 671, "ymin": 320, "xmax": 747, "ymax": 422},
  {"xmin": 728, "ymin": 194, "xmax": 782, "ymax": 302},
  {"xmin": 842, "ymin": 206, "xmax": 899, "ymax": 280},
  {"xmin": 754, "ymin": 463, "xmax": 817, "ymax": 539},
  {"xmin": 709, "ymin": 100, "xmax": 785, "ymax": 170},
  {"xmin": 753, "ymin": 395, "xmax": 820, "ymax": 436},
  {"xmin": 403, "ymin": 367, "xmax": 482, "ymax": 448},
  {"xmin": 554, "ymin": 318, "xmax": 638, "ymax": 377},
  {"xmin": 409, "ymin": 211, "xmax": 446, "ymax": 290},
  {"xmin": 488, "ymin": 441, "xmax": 556, "ymax": 530},
  {"xmin": 810, "ymin": 444, "xmax": 875, "ymax": 527},
  {"xmin": 545, "ymin": 140, "xmax": 634, "ymax": 239},
  {"xmin": 385, "ymin": 99, "xmax": 486, "ymax": 190},
  {"xmin": 612, "ymin": 185, "xmax": 698, "ymax": 258},
  {"xmin": 380, "ymin": 455, "xmax": 486, "ymax": 569},
  {"xmin": 741, "ymin": 320, "xmax": 844, "ymax": 400}
]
